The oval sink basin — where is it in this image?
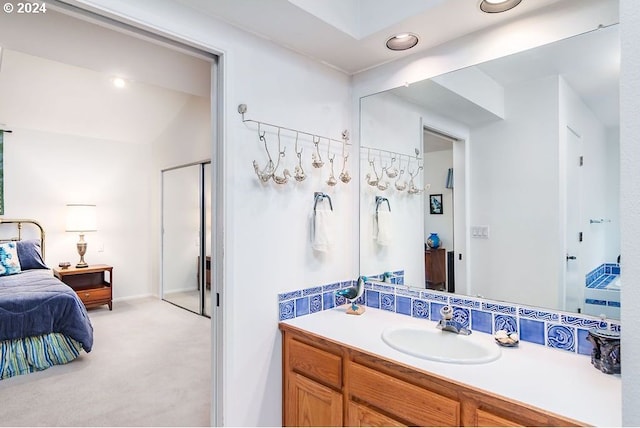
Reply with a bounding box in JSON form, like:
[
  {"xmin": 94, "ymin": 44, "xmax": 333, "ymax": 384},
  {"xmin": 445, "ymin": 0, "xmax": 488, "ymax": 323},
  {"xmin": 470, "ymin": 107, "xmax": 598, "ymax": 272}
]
[{"xmin": 381, "ymin": 325, "xmax": 501, "ymax": 364}]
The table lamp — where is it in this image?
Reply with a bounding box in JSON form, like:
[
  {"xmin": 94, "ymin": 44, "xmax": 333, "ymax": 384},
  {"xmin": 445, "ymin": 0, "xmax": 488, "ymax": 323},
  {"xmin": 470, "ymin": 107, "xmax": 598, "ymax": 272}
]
[{"xmin": 66, "ymin": 204, "xmax": 97, "ymax": 268}]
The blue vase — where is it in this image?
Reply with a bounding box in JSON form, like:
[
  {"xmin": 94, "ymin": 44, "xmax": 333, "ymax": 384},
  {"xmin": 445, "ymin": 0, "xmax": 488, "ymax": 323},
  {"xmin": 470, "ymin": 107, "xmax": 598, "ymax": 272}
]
[{"xmin": 427, "ymin": 232, "xmax": 440, "ymax": 249}]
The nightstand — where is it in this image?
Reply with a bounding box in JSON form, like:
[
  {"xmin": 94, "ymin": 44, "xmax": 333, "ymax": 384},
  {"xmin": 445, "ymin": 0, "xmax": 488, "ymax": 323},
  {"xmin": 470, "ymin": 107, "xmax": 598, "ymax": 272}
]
[
  {"xmin": 54, "ymin": 264, "xmax": 113, "ymax": 310},
  {"xmin": 425, "ymin": 248, "xmax": 446, "ymax": 291}
]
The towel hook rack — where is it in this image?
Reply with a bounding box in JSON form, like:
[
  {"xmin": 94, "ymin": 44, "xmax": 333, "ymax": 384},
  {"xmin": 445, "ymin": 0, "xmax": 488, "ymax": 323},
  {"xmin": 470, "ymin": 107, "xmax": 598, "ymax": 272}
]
[
  {"xmin": 238, "ymin": 103, "xmax": 350, "ymax": 148},
  {"xmin": 314, "ymin": 192, "xmax": 333, "ymax": 211},
  {"xmin": 375, "ymin": 196, "xmax": 391, "ymax": 212},
  {"xmin": 361, "ymin": 145, "xmax": 422, "ymax": 162}
]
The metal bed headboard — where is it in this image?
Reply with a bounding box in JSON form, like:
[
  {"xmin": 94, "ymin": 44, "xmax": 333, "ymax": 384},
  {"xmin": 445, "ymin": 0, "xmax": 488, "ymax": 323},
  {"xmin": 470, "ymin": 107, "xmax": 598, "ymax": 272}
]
[{"xmin": 0, "ymin": 219, "xmax": 45, "ymax": 258}]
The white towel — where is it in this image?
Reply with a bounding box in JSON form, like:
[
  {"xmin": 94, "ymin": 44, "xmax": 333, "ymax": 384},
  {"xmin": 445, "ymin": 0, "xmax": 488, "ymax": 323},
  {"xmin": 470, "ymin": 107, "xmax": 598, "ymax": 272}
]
[
  {"xmin": 312, "ymin": 210, "xmax": 334, "ymax": 252},
  {"xmin": 376, "ymin": 211, "xmax": 393, "ymax": 246}
]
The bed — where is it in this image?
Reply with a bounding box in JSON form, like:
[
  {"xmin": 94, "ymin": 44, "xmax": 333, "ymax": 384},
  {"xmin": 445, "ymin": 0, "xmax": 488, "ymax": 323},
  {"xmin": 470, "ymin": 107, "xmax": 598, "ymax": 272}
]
[{"xmin": 0, "ymin": 219, "xmax": 93, "ymax": 380}]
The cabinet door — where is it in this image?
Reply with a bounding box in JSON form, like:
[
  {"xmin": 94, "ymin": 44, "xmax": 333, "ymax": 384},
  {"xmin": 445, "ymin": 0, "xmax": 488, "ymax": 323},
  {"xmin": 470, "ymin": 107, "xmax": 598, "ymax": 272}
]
[
  {"xmin": 348, "ymin": 401, "xmax": 405, "ymax": 427},
  {"xmin": 285, "ymin": 372, "xmax": 343, "ymax": 427}
]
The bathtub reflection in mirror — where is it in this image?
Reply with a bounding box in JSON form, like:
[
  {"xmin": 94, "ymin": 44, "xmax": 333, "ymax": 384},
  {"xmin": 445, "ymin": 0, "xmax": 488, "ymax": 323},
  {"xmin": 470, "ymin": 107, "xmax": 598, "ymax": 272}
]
[{"xmin": 359, "ymin": 24, "xmax": 620, "ymax": 319}]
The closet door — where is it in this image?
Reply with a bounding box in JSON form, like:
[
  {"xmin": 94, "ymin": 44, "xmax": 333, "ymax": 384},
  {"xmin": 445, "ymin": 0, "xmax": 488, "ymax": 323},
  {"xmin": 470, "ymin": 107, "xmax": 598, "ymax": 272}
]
[
  {"xmin": 162, "ymin": 164, "xmax": 201, "ymax": 314},
  {"xmin": 203, "ymin": 162, "xmax": 212, "ymax": 317}
]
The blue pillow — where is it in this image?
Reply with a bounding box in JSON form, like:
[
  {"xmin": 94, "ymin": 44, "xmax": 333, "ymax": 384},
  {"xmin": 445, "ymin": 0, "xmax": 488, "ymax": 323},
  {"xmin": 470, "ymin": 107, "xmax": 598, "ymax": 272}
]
[
  {"xmin": 0, "ymin": 242, "xmax": 22, "ymax": 276},
  {"xmin": 16, "ymin": 239, "xmax": 48, "ymax": 270}
]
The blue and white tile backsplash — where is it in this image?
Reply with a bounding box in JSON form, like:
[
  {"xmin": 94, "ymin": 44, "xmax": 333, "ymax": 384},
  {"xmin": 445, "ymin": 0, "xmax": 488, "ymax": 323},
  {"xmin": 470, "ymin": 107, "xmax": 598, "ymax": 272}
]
[
  {"xmin": 279, "ymin": 278, "xmax": 620, "ymax": 357},
  {"xmin": 584, "ymin": 263, "xmax": 620, "ymax": 319}
]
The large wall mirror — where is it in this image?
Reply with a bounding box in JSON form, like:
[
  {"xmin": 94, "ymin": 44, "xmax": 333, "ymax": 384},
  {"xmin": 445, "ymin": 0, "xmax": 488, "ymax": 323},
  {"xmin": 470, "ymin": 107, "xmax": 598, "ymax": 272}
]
[{"xmin": 359, "ymin": 24, "xmax": 620, "ymax": 320}]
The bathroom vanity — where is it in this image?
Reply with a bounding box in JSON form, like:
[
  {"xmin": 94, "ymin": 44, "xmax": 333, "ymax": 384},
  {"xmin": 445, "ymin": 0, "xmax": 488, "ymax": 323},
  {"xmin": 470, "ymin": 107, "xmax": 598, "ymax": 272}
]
[{"xmin": 279, "ymin": 307, "xmax": 620, "ymax": 426}]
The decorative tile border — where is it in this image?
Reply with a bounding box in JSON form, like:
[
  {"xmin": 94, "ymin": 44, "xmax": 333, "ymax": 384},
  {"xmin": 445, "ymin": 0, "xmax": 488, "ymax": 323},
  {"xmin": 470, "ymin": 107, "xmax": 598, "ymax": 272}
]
[
  {"xmin": 278, "ymin": 281, "xmax": 620, "ymax": 356},
  {"xmin": 586, "ymin": 263, "xmax": 620, "ymax": 288}
]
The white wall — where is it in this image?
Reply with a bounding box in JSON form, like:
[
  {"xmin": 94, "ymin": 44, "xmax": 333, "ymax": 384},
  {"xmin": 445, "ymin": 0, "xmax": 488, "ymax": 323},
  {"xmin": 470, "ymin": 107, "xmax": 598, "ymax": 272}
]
[
  {"xmin": 605, "ymin": 128, "xmax": 620, "ymax": 260},
  {"xmin": 3, "ymin": 129, "xmax": 152, "ymax": 300},
  {"xmin": 151, "ymin": 95, "xmax": 211, "ymax": 297},
  {"xmin": 359, "ymin": 92, "xmax": 424, "ymax": 285},
  {"xmin": 620, "ymin": 1, "xmax": 640, "ymax": 424},
  {"xmin": 423, "ymin": 149, "xmax": 453, "ymax": 252},
  {"xmin": 70, "ymin": 1, "xmax": 354, "ymax": 426},
  {"xmin": 360, "ymin": 91, "xmax": 470, "ymax": 291},
  {"xmin": 469, "ymin": 75, "xmax": 559, "ymax": 308},
  {"xmin": 560, "ymin": 76, "xmax": 614, "ymax": 277}
]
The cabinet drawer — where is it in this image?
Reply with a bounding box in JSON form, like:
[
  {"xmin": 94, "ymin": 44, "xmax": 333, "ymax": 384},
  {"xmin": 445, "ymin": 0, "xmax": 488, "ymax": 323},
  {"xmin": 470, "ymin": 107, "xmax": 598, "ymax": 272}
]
[
  {"xmin": 289, "ymin": 338, "xmax": 342, "ymax": 390},
  {"xmin": 476, "ymin": 409, "xmax": 523, "ymax": 427},
  {"xmin": 348, "ymin": 362, "xmax": 460, "ymax": 426},
  {"xmin": 348, "ymin": 401, "xmax": 405, "ymax": 427},
  {"xmin": 76, "ymin": 287, "xmax": 111, "ymax": 304}
]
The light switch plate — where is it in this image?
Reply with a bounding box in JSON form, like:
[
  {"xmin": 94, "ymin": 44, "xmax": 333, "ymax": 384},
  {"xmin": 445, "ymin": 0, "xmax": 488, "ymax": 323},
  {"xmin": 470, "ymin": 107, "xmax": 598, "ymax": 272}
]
[{"xmin": 471, "ymin": 226, "xmax": 490, "ymax": 239}]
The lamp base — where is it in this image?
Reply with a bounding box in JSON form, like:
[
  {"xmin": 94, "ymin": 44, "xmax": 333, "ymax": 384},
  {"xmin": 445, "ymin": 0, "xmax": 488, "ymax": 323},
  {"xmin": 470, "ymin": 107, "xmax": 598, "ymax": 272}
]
[{"xmin": 76, "ymin": 235, "xmax": 89, "ymax": 268}]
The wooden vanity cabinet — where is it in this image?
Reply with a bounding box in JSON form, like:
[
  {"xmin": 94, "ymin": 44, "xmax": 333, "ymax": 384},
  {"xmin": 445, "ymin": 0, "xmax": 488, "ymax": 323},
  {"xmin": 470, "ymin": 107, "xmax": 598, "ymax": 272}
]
[
  {"xmin": 280, "ymin": 324, "xmax": 584, "ymax": 427},
  {"xmin": 283, "ymin": 331, "xmax": 344, "ymax": 426}
]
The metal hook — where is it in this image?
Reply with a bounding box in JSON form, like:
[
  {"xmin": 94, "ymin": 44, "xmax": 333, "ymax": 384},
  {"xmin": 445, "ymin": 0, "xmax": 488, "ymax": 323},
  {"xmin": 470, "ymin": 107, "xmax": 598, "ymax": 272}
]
[
  {"xmin": 253, "ymin": 127, "xmax": 275, "ymax": 182},
  {"xmin": 293, "ymin": 132, "xmax": 306, "ymax": 182},
  {"xmin": 258, "ymin": 123, "xmax": 272, "ymax": 162},
  {"xmin": 294, "ymin": 132, "xmax": 302, "ymax": 156},
  {"xmin": 277, "ymin": 128, "xmax": 286, "ymax": 157},
  {"xmin": 312, "ymin": 136, "xmax": 324, "ymax": 168},
  {"xmin": 394, "ymin": 155, "xmax": 407, "ymax": 191},
  {"xmin": 407, "ymin": 159, "xmax": 423, "ymax": 194},
  {"xmin": 272, "ymin": 127, "xmax": 290, "ymax": 184},
  {"xmin": 339, "ymin": 133, "xmax": 351, "ymax": 183},
  {"xmin": 386, "ymin": 155, "xmax": 398, "ymax": 178},
  {"xmin": 376, "ymin": 150, "xmax": 389, "ymax": 191},
  {"xmin": 326, "ymin": 138, "xmax": 337, "ymax": 186}
]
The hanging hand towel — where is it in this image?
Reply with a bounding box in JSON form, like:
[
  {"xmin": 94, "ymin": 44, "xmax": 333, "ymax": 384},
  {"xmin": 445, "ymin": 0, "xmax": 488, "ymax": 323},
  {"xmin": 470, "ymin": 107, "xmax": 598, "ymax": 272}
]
[
  {"xmin": 376, "ymin": 211, "xmax": 393, "ymax": 246},
  {"xmin": 312, "ymin": 209, "xmax": 334, "ymax": 252}
]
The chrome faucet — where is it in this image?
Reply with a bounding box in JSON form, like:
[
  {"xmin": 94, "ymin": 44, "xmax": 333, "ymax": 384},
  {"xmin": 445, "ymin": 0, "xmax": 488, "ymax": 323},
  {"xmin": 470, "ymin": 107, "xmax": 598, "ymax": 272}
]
[{"xmin": 436, "ymin": 305, "xmax": 471, "ymax": 335}]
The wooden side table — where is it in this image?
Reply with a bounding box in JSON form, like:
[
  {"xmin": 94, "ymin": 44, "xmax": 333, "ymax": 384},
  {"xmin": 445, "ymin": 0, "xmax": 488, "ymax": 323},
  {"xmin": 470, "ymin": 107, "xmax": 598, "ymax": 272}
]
[
  {"xmin": 425, "ymin": 248, "xmax": 446, "ymax": 290},
  {"xmin": 54, "ymin": 264, "xmax": 113, "ymax": 310}
]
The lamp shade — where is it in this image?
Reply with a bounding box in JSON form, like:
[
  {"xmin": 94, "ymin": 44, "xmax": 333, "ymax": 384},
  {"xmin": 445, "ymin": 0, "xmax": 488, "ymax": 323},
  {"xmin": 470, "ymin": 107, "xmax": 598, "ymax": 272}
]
[{"xmin": 66, "ymin": 204, "xmax": 97, "ymax": 232}]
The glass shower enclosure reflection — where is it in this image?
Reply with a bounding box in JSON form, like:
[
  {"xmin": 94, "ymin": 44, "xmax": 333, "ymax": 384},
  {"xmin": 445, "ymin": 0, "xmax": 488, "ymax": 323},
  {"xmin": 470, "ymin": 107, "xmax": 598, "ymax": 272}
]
[{"xmin": 161, "ymin": 162, "xmax": 211, "ymax": 317}]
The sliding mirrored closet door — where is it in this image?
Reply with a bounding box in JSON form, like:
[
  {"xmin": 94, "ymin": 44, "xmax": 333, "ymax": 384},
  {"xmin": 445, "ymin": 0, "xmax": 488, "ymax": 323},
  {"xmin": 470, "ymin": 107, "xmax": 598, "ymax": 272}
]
[{"xmin": 162, "ymin": 161, "xmax": 211, "ymax": 317}]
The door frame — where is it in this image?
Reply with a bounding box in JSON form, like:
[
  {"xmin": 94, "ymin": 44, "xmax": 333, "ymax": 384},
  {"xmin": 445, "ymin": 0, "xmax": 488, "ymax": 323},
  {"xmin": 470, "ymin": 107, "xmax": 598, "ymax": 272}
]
[
  {"xmin": 562, "ymin": 125, "xmax": 584, "ymax": 313},
  {"xmin": 48, "ymin": 1, "xmax": 226, "ymax": 425},
  {"xmin": 421, "ymin": 120, "xmax": 468, "ymax": 295}
]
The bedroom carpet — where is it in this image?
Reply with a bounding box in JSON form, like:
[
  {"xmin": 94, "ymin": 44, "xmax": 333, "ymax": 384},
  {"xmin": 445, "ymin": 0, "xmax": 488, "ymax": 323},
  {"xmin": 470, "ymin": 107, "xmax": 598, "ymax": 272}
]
[{"xmin": 0, "ymin": 297, "xmax": 211, "ymax": 427}]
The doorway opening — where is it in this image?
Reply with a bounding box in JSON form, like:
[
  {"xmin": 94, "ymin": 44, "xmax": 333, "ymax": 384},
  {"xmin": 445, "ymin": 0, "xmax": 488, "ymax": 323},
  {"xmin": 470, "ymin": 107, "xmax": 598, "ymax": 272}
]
[
  {"xmin": 422, "ymin": 125, "xmax": 466, "ymax": 294},
  {"xmin": 20, "ymin": 1, "xmax": 225, "ymax": 425}
]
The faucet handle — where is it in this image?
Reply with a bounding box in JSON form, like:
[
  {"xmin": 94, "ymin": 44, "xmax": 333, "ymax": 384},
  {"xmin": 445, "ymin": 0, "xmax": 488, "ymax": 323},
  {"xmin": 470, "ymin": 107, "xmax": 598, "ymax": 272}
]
[{"xmin": 440, "ymin": 305, "xmax": 453, "ymax": 320}]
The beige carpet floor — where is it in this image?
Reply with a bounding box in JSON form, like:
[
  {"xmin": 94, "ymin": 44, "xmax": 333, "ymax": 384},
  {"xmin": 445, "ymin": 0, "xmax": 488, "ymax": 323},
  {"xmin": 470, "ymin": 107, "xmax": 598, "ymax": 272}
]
[
  {"xmin": 163, "ymin": 289, "xmax": 211, "ymax": 316},
  {"xmin": 0, "ymin": 297, "xmax": 211, "ymax": 427}
]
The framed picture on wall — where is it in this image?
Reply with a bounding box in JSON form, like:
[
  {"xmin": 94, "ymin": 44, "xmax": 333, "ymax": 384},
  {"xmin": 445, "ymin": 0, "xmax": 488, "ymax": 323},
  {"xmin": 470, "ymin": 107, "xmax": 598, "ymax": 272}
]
[{"xmin": 429, "ymin": 194, "xmax": 443, "ymax": 215}]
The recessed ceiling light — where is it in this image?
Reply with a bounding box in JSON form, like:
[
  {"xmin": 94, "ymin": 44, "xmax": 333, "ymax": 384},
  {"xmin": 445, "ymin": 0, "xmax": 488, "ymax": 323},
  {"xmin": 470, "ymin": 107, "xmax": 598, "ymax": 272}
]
[
  {"xmin": 111, "ymin": 77, "xmax": 126, "ymax": 88},
  {"xmin": 386, "ymin": 33, "xmax": 419, "ymax": 51},
  {"xmin": 479, "ymin": 0, "xmax": 522, "ymax": 13}
]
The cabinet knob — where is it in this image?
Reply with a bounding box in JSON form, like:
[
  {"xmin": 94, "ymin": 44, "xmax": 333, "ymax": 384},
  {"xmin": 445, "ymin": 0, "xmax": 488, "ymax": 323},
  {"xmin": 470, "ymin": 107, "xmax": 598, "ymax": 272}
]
[{"xmin": 84, "ymin": 293, "xmax": 90, "ymax": 297}]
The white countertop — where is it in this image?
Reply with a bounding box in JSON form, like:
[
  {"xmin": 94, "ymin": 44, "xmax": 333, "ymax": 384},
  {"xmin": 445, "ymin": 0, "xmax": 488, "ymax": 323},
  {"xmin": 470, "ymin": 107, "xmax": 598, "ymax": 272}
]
[{"xmin": 281, "ymin": 306, "xmax": 621, "ymax": 426}]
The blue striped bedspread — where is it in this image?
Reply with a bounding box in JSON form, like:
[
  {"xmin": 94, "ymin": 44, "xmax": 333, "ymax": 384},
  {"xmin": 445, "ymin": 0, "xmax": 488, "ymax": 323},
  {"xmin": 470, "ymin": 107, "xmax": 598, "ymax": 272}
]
[{"xmin": 0, "ymin": 269, "xmax": 93, "ymax": 352}]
